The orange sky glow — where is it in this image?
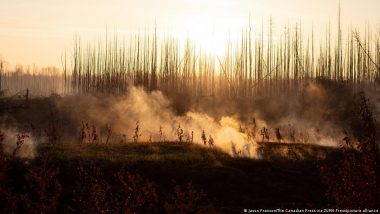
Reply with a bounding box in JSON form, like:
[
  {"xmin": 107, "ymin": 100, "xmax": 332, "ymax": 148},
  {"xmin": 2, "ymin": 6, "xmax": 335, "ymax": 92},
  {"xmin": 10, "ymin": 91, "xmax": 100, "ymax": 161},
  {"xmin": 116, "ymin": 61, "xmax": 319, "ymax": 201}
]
[{"xmin": 0, "ymin": 0, "xmax": 379, "ymax": 67}]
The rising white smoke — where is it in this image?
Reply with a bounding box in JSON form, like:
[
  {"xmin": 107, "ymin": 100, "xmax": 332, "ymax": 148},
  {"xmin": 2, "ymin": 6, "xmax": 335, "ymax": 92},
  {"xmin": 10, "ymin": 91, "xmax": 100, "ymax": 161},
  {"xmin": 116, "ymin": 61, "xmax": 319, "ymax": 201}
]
[
  {"xmin": 56, "ymin": 86, "xmax": 258, "ymax": 158},
  {"xmin": 53, "ymin": 81, "xmax": 363, "ymax": 159}
]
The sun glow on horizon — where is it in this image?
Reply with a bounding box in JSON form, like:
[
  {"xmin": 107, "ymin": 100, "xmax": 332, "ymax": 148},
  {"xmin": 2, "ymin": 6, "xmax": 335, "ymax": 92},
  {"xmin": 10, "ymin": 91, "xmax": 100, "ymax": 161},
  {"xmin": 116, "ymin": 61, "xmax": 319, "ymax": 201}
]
[
  {"xmin": 172, "ymin": 13, "xmax": 247, "ymax": 58},
  {"xmin": 0, "ymin": 0, "xmax": 380, "ymax": 67}
]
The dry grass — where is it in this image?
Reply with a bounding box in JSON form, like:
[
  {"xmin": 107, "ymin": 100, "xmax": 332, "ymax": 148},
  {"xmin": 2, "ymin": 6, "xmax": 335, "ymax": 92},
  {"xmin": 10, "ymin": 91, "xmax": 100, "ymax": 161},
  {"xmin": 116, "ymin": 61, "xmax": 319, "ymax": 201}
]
[{"xmin": 320, "ymin": 93, "xmax": 380, "ymax": 208}]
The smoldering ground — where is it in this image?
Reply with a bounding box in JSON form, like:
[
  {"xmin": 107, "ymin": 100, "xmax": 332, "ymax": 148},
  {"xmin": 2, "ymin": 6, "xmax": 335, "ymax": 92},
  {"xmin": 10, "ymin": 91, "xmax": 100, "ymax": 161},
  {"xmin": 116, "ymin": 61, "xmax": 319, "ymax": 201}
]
[
  {"xmin": 0, "ymin": 79, "xmax": 379, "ymax": 159},
  {"xmin": 53, "ymin": 87, "xmax": 256, "ymax": 157}
]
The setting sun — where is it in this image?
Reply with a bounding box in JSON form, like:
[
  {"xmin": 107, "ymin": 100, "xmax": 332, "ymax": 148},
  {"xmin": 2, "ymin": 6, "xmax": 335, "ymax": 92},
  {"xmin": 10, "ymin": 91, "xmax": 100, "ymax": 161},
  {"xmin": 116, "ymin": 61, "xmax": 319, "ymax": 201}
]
[
  {"xmin": 173, "ymin": 13, "xmax": 246, "ymax": 57},
  {"xmin": 1, "ymin": 0, "xmax": 380, "ymax": 66}
]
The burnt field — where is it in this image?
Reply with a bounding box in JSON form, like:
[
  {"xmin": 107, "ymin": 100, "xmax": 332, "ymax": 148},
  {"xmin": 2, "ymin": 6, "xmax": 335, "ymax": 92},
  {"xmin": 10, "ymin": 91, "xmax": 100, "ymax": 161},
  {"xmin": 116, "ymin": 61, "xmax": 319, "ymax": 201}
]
[
  {"xmin": 0, "ymin": 84, "xmax": 379, "ymax": 213},
  {"xmin": 1, "ymin": 140, "xmax": 340, "ymax": 213}
]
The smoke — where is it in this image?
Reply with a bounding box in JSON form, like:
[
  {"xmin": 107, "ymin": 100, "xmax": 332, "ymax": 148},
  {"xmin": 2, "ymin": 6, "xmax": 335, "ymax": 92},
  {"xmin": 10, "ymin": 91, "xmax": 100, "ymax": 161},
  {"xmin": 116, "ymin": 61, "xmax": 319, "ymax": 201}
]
[
  {"xmin": 1, "ymin": 129, "xmax": 36, "ymax": 159},
  {"xmin": 55, "ymin": 87, "xmax": 258, "ymax": 158},
  {"xmin": 50, "ymin": 79, "xmax": 377, "ymax": 159},
  {"xmin": 243, "ymin": 80, "xmax": 365, "ymax": 147},
  {"xmin": 178, "ymin": 113, "xmax": 256, "ymax": 157},
  {"xmin": 2, "ymin": 79, "xmax": 377, "ymax": 159}
]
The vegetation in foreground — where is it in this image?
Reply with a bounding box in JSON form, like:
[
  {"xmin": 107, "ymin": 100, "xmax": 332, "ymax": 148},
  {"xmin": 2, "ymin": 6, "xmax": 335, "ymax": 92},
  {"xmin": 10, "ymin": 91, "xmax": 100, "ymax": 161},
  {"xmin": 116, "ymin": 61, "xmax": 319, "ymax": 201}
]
[
  {"xmin": 0, "ymin": 93, "xmax": 379, "ymax": 213},
  {"xmin": 0, "ymin": 141, "xmax": 340, "ymax": 213}
]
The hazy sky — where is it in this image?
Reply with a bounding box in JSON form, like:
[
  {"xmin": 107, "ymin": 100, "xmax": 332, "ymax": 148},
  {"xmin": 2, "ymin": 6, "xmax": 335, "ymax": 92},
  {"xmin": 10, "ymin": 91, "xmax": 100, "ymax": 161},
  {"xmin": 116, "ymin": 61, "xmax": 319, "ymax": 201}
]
[{"xmin": 0, "ymin": 0, "xmax": 379, "ymax": 67}]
